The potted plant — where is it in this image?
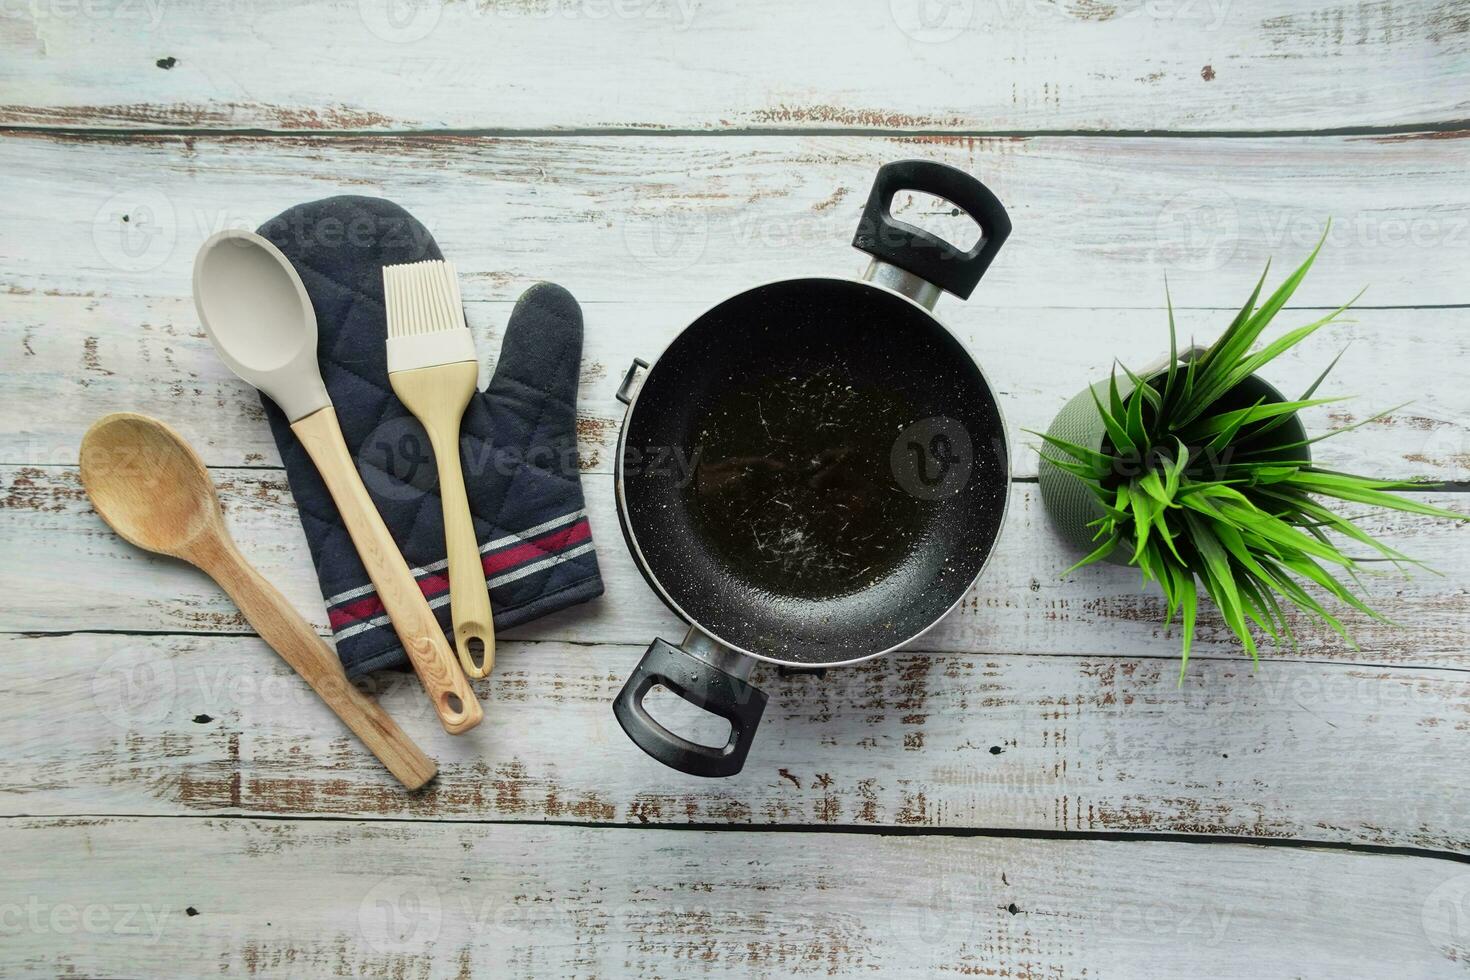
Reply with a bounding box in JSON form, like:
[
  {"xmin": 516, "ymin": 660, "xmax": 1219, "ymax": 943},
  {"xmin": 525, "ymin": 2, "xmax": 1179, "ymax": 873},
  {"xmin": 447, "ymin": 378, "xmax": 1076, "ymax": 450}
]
[{"xmin": 1034, "ymin": 233, "xmax": 1465, "ymax": 677}]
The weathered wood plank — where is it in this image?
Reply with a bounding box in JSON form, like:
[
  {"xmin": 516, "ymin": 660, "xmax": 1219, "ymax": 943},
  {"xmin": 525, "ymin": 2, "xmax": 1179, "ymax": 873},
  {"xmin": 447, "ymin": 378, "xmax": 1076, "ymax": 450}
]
[
  {"xmin": 3, "ymin": 466, "xmax": 1466, "ymax": 664},
  {"xmin": 5, "ymin": 294, "xmax": 1467, "ymax": 482},
  {"xmin": 4, "ymin": 632, "xmax": 1468, "ymax": 850},
  {"xmin": 2, "ymin": 816, "xmax": 1465, "ymax": 978},
  {"xmin": 2, "ymin": 0, "xmax": 1466, "ymax": 132},
  {"xmin": 4, "ymin": 130, "xmax": 1469, "ymax": 309}
]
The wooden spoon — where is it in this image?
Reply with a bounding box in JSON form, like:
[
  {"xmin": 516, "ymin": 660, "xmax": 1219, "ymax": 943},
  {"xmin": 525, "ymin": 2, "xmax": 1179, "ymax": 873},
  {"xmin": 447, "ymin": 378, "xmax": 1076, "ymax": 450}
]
[{"xmin": 79, "ymin": 412, "xmax": 437, "ymax": 791}]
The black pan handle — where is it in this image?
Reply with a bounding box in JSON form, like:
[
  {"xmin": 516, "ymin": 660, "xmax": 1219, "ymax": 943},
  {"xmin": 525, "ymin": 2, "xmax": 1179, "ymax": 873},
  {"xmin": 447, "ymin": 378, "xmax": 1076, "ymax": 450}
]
[
  {"xmin": 613, "ymin": 637, "xmax": 768, "ymax": 778},
  {"xmin": 852, "ymin": 160, "xmax": 1012, "ymax": 300},
  {"xmin": 615, "ymin": 357, "xmax": 648, "ymax": 405}
]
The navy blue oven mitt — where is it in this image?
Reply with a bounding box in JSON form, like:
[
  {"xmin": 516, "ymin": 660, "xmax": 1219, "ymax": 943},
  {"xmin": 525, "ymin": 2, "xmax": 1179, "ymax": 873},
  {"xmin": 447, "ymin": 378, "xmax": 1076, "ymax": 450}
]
[{"xmin": 256, "ymin": 196, "xmax": 603, "ymax": 677}]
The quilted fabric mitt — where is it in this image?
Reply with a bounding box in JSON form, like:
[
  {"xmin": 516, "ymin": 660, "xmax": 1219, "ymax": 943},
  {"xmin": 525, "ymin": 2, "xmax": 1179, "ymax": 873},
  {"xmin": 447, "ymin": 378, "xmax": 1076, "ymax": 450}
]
[{"xmin": 257, "ymin": 196, "xmax": 603, "ymax": 677}]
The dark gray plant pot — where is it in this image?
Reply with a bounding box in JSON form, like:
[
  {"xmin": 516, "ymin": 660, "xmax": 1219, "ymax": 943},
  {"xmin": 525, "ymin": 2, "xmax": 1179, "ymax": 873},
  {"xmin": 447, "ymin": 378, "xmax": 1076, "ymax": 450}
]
[{"xmin": 1037, "ymin": 360, "xmax": 1311, "ymax": 564}]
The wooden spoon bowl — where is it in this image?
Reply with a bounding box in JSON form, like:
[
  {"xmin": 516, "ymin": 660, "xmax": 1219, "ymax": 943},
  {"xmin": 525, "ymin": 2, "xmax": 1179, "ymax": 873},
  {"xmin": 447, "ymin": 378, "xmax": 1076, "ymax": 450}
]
[{"xmin": 79, "ymin": 413, "xmax": 223, "ymax": 560}]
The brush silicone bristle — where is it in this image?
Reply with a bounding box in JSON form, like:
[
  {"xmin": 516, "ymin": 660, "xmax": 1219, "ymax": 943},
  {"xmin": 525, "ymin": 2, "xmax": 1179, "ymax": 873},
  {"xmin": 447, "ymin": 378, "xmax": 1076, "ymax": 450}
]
[{"xmin": 383, "ymin": 260, "xmax": 477, "ymax": 373}]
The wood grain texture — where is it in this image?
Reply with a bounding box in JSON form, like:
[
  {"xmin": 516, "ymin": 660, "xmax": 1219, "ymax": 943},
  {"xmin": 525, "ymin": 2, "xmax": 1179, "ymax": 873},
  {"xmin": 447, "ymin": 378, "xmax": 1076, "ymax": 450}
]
[
  {"xmin": 5, "ymin": 294, "xmax": 1467, "ymax": 482},
  {"xmin": 5, "ymin": 465, "xmax": 1464, "ymax": 664},
  {"xmin": 3, "ymin": 816, "xmax": 1466, "ymax": 979},
  {"xmin": 5, "ymin": 130, "xmax": 1469, "ymax": 309},
  {"xmin": 3, "ymin": 8, "xmax": 1468, "ymax": 977},
  {"xmin": 2, "ymin": 0, "xmax": 1467, "ymax": 132},
  {"xmin": 4, "ymin": 632, "xmax": 1469, "ymax": 851}
]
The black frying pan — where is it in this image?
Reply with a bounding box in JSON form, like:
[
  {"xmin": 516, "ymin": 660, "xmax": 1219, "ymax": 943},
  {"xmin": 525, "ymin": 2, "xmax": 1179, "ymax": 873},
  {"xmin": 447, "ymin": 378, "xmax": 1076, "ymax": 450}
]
[{"xmin": 612, "ymin": 161, "xmax": 1013, "ymax": 776}]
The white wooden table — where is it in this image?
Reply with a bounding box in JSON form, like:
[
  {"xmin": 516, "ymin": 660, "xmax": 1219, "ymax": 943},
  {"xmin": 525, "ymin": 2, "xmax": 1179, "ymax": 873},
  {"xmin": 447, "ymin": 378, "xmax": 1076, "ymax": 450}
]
[{"xmin": 2, "ymin": 2, "xmax": 1468, "ymax": 976}]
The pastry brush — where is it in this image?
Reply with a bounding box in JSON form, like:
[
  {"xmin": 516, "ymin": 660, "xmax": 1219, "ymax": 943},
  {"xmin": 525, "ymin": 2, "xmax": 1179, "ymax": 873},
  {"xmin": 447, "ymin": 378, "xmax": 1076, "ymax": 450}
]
[{"xmin": 384, "ymin": 259, "xmax": 495, "ymax": 678}]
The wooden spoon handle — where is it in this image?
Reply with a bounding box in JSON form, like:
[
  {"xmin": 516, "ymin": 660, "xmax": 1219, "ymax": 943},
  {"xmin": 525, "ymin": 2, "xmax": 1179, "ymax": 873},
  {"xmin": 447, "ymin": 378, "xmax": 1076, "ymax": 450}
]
[
  {"xmin": 193, "ymin": 535, "xmax": 437, "ymax": 790},
  {"xmin": 290, "ymin": 406, "xmax": 483, "ymax": 734}
]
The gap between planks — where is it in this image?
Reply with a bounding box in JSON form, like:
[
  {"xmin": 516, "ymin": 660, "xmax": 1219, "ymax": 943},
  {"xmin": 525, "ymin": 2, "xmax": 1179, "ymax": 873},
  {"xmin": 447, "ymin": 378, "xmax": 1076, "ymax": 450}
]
[
  {"xmin": 4, "ymin": 809, "xmax": 1470, "ymax": 866},
  {"xmin": 10, "ymin": 628, "xmax": 1470, "ymax": 677},
  {"xmin": 16, "ymin": 465, "xmax": 1468, "ymax": 493},
  {"xmin": 3, "ymin": 122, "xmax": 1470, "ymax": 141}
]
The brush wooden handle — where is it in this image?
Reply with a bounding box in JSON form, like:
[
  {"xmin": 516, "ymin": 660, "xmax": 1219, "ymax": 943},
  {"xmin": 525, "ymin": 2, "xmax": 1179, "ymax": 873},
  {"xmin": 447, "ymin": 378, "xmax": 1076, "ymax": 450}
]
[
  {"xmin": 189, "ymin": 533, "xmax": 438, "ymax": 790},
  {"xmin": 432, "ymin": 435, "xmax": 496, "ymax": 677},
  {"xmin": 291, "ymin": 406, "xmax": 482, "ymax": 735},
  {"xmin": 390, "ymin": 361, "xmax": 495, "ymax": 678}
]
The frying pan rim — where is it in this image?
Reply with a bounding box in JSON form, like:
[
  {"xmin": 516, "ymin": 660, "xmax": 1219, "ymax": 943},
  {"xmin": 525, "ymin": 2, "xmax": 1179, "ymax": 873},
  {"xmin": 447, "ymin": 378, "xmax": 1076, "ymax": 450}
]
[{"xmin": 615, "ymin": 273, "xmax": 1012, "ymax": 669}]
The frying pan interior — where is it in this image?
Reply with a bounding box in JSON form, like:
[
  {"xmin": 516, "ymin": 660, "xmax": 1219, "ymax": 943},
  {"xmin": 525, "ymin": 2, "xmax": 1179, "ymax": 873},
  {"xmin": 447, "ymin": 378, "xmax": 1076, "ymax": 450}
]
[{"xmin": 621, "ymin": 278, "xmax": 1008, "ymax": 666}]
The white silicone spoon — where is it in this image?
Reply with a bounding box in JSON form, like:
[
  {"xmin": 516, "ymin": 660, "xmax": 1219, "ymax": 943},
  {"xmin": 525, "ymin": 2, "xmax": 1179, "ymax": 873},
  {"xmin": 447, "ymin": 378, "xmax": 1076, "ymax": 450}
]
[{"xmin": 193, "ymin": 229, "xmax": 482, "ymax": 735}]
